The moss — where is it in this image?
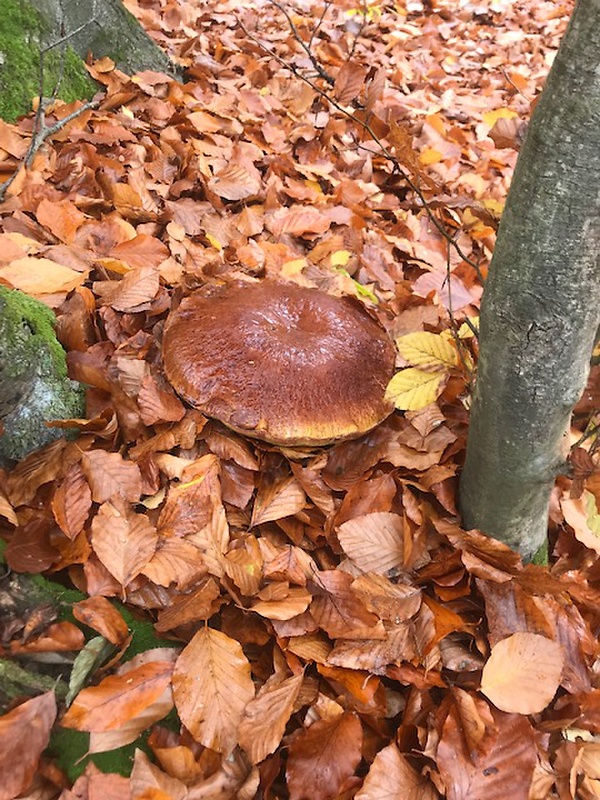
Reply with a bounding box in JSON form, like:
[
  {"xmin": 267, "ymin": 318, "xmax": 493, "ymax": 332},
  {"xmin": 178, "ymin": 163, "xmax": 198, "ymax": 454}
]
[
  {"xmin": 0, "ymin": 0, "xmax": 97, "ymax": 122},
  {"xmin": 0, "ymin": 286, "xmax": 85, "ymax": 463}
]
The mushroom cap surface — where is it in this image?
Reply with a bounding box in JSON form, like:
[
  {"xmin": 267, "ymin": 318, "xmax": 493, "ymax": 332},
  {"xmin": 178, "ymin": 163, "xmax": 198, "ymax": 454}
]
[{"xmin": 162, "ymin": 281, "xmax": 396, "ymax": 446}]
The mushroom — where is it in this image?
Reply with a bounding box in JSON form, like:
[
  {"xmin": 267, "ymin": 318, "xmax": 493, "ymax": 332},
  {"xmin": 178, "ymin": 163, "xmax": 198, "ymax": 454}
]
[{"xmin": 162, "ymin": 281, "xmax": 396, "ymax": 446}]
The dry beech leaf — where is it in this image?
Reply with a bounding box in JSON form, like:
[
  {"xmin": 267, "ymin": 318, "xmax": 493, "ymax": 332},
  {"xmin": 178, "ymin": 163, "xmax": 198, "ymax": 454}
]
[
  {"xmin": 62, "ymin": 660, "xmax": 173, "ymax": 733},
  {"xmin": 110, "ymin": 234, "xmax": 170, "ymax": 270},
  {"xmin": 172, "ymin": 627, "xmax": 254, "ymax": 756},
  {"xmin": 238, "ymin": 672, "xmax": 304, "ymax": 764},
  {"xmin": 286, "ymin": 712, "xmax": 362, "ymax": 800},
  {"xmin": 130, "ymin": 749, "xmax": 187, "ymax": 800},
  {"xmin": 36, "ymin": 198, "xmax": 86, "ymax": 244},
  {"xmin": 81, "ymin": 450, "xmax": 142, "ymax": 504},
  {"xmin": 90, "ymin": 500, "xmax": 158, "ymax": 586},
  {"xmin": 481, "ymin": 632, "xmax": 564, "ymax": 714},
  {"xmin": 561, "ymin": 491, "xmax": 600, "ymax": 554},
  {"xmin": 141, "ymin": 537, "xmax": 206, "ymax": 589},
  {"xmin": 0, "ymin": 256, "xmax": 87, "ymax": 294},
  {"xmin": 51, "ymin": 462, "xmax": 92, "ymax": 539},
  {"xmin": 436, "ymin": 702, "xmax": 537, "ymax": 800},
  {"xmin": 337, "ymin": 512, "xmax": 405, "ymax": 574},
  {"xmin": 108, "ymin": 264, "xmax": 160, "ymax": 311},
  {"xmin": 310, "ymin": 570, "xmax": 386, "ymax": 640},
  {"xmin": 252, "ymin": 586, "xmax": 312, "ymax": 620},
  {"xmin": 72, "ymin": 596, "xmax": 129, "ymax": 646},
  {"xmin": 251, "ymin": 476, "xmax": 306, "ymax": 527},
  {"xmin": 355, "ymin": 742, "xmax": 438, "ymax": 800},
  {"xmin": 334, "ymin": 61, "xmax": 367, "ymax": 105},
  {"xmin": 0, "ymin": 692, "xmax": 56, "ymax": 800}
]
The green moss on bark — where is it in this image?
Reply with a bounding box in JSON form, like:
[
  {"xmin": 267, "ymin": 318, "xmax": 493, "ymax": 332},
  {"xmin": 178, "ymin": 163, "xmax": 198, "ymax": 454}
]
[{"xmin": 0, "ymin": 0, "xmax": 97, "ymax": 122}]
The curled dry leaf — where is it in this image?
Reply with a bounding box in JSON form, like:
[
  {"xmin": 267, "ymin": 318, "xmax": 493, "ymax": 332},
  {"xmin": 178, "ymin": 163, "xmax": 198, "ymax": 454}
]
[
  {"xmin": 480, "ymin": 632, "xmax": 564, "ymax": 714},
  {"xmin": 0, "ymin": 692, "xmax": 56, "ymax": 800},
  {"xmin": 172, "ymin": 627, "xmax": 254, "ymax": 756}
]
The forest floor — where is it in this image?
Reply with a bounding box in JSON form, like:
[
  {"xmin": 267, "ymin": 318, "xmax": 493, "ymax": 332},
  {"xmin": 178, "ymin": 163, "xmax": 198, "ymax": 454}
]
[{"xmin": 3, "ymin": 1, "xmax": 600, "ymax": 799}]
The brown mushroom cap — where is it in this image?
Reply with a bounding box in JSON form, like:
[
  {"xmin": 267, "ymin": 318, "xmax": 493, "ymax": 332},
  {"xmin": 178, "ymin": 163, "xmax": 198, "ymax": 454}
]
[{"xmin": 162, "ymin": 281, "xmax": 396, "ymax": 446}]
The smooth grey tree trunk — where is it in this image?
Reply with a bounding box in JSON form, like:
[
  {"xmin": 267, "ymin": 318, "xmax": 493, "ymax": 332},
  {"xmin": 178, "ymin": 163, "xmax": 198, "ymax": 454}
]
[
  {"xmin": 34, "ymin": 0, "xmax": 180, "ymax": 77},
  {"xmin": 459, "ymin": 0, "xmax": 600, "ymax": 561}
]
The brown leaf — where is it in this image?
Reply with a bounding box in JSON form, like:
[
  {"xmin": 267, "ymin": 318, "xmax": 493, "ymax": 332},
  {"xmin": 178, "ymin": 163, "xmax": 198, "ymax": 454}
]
[
  {"xmin": 251, "ymin": 474, "xmax": 306, "ymax": 526},
  {"xmin": 72, "ymin": 596, "xmax": 129, "ymax": 646},
  {"xmin": 337, "ymin": 512, "xmax": 406, "ymax": 574},
  {"xmin": 81, "ymin": 450, "xmax": 142, "ymax": 504},
  {"xmin": 334, "ymin": 61, "xmax": 367, "ymax": 105},
  {"xmin": 480, "ymin": 632, "xmax": 564, "ymax": 714},
  {"xmin": 90, "ymin": 500, "xmax": 158, "ymax": 586},
  {"xmin": 137, "ymin": 373, "xmax": 186, "ymax": 425},
  {"xmin": 110, "ymin": 234, "xmax": 169, "ymax": 270},
  {"xmin": 436, "ymin": 704, "xmax": 538, "ymax": 800},
  {"xmin": 286, "ymin": 712, "xmax": 362, "ymax": 800},
  {"xmin": 0, "ymin": 692, "xmax": 56, "ymax": 800},
  {"xmin": 239, "ymin": 672, "xmax": 304, "ymax": 764},
  {"xmin": 51, "ymin": 462, "xmax": 92, "ymax": 539},
  {"xmin": 172, "ymin": 627, "xmax": 254, "ymax": 755},
  {"xmin": 356, "ymin": 742, "xmax": 438, "ymax": 800},
  {"xmin": 310, "ymin": 570, "xmax": 385, "ymax": 640},
  {"xmin": 108, "ymin": 265, "xmax": 160, "ymax": 311}
]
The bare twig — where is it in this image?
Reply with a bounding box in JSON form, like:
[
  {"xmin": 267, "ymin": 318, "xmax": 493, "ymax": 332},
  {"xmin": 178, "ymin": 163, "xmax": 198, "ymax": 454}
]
[
  {"xmin": 237, "ymin": 16, "xmax": 484, "ymax": 282},
  {"xmin": 308, "ymin": 2, "xmax": 332, "ymax": 54},
  {"xmin": 267, "ymin": 0, "xmax": 335, "ymax": 85},
  {"xmin": 0, "ymin": 98, "xmax": 100, "ymax": 202}
]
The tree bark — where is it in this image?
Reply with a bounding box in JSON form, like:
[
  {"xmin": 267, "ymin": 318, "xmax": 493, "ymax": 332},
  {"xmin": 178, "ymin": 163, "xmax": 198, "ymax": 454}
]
[
  {"xmin": 459, "ymin": 0, "xmax": 600, "ymax": 561},
  {"xmin": 33, "ymin": 0, "xmax": 180, "ymax": 78}
]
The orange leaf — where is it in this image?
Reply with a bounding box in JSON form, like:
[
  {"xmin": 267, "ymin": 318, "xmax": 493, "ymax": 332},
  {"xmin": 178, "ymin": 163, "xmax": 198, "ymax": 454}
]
[
  {"xmin": 251, "ymin": 475, "xmax": 306, "ymax": 526},
  {"xmin": 51, "ymin": 462, "xmax": 92, "ymax": 539},
  {"xmin": 72, "ymin": 596, "xmax": 129, "ymax": 646},
  {"xmin": 172, "ymin": 627, "xmax": 254, "ymax": 756},
  {"xmin": 480, "ymin": 632, "xmax": 564, "ymax": 714},
  {"xmin": 334, "ymin": 61, "xmax": 367, "ymax": 105},
  {"xmin": 62, "ymin": 660, "xmax": 173, "ymax": 732},
  {"xmin": 36, "ymin": 198, "xmax": 86, "ymax": 244},
  {"xmin": 0, "ymin": 692, "xmax": 56, "ymax": 800}
]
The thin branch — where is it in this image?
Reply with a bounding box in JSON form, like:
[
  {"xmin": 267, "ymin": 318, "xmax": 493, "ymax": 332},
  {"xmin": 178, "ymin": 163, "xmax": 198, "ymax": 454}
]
[
  {"xmin": 237, "ymin": 16, "xmax": 484, "ymax": 282},
  {"xmin": 308, "ymin": 1, "xmax": 332, "ymax": 54},
  {"xmin": 0, "ymin": 98, "xmax": 100, "ymax": 202},
  {"xmin": 267, "ymin": 0, "xmax": 335, "ymax": 85}
]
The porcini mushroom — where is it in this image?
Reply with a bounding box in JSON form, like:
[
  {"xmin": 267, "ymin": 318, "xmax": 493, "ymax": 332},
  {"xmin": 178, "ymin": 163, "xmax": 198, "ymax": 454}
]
[{"xmin": 162, "ymin": 281, "xmax": 396, "ymax": 446}]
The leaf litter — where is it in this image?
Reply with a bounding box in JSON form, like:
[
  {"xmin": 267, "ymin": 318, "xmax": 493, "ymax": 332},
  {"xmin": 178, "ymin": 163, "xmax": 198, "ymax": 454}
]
[{"xmin": 3, "ymin": 0, "xmax": 600, "ymax": 798}]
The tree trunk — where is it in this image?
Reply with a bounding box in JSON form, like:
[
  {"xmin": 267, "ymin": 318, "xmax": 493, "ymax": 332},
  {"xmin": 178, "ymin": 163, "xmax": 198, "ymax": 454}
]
[
  {"xmin": 0, "ymin": 0, "xmax": 180, "ymax": 121},
  {"xmin": 33, "ymin": 0, "xmax": 180, "ymax": 78},
  {"xmin": 459, "ymin": 0, "xmax": 600, "ymax": 561}
]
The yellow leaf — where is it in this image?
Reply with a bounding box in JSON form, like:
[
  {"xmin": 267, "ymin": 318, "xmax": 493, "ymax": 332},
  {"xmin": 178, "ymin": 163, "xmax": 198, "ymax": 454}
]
[
  {"xmin": 419, "ymin": 147, "xmax": 443, "ymax": 166},
  {"xmin": 205, "ymin": 233, "xmax": 222, "ymax": 250},
  {"xmin": 483, "ymin": 108, "xmax": 518, "ymax": 128},
  {"xmin": 458, "ymin": 317, "xmax": 479, "ymax": 339},
  {"xmin": 395, "ymin": 332, "xmax": 459, "ymax": 369},
  {"xmin": 331, "ymin": 250, "xmax": 351, "ymax": 267},
  {"xmin": 384, "ymin": 369, "xmax": 444, "ymax": 411}
]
